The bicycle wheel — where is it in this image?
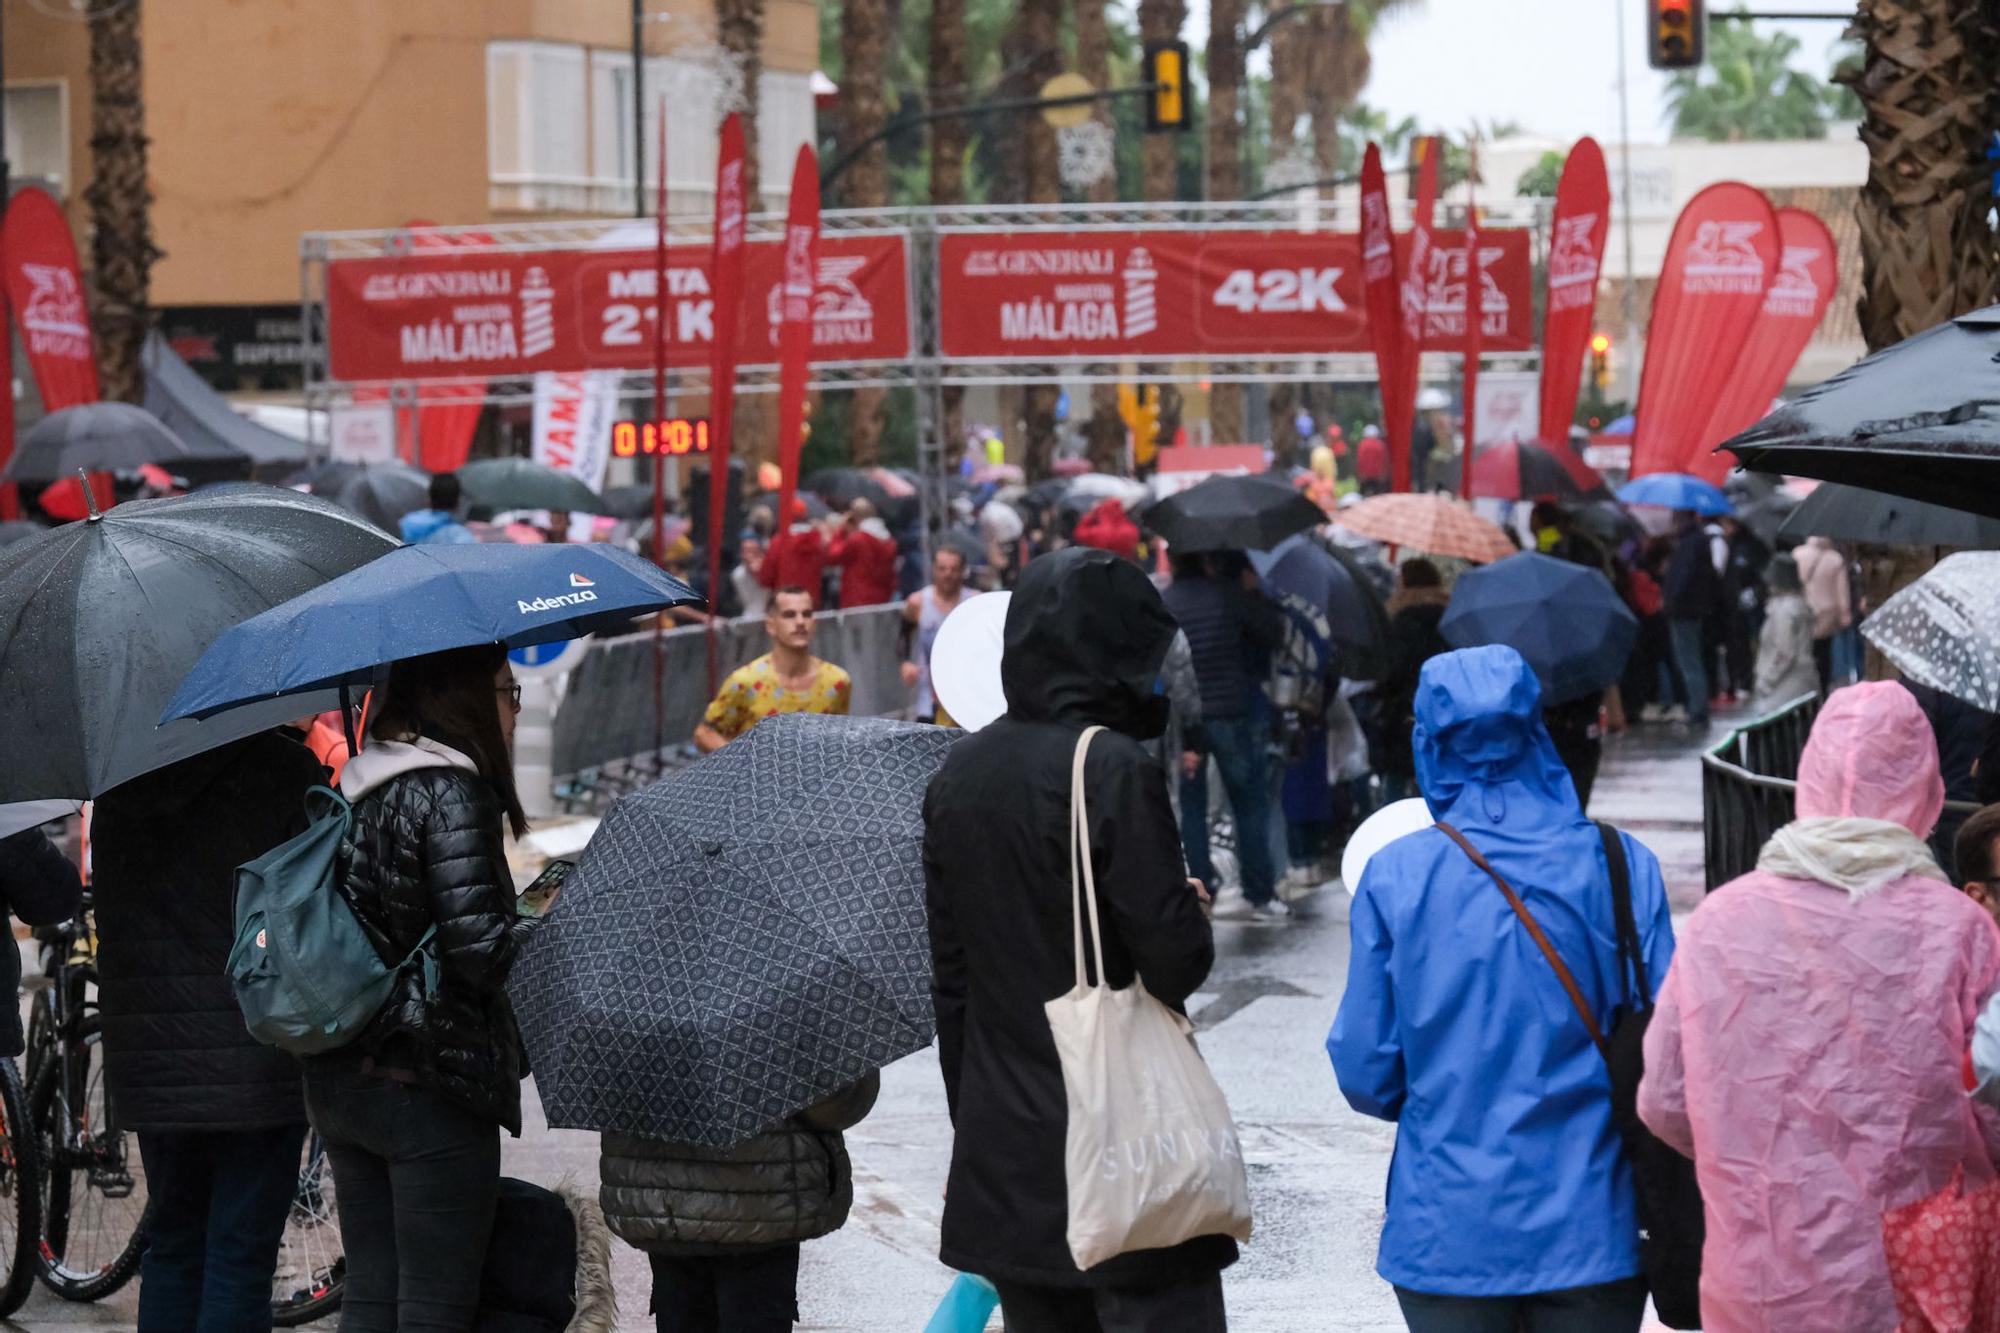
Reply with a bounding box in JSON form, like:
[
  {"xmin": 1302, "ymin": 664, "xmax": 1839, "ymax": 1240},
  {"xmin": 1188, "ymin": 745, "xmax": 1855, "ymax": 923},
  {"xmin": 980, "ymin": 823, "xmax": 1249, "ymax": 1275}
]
[
  {"xmin": 21, "ymin": 991, "xmax": 52, "ymax": 1093},
  {"xmin": 31, "ymin": 1014, "xmax": 146, "ymax": 1302},
  {"xmin": 0, "ymin": 1058, "xmax": 43, "ymax": 1316},
  {"xmin": 271, "ymin": 1132, "xmax": 343, "ymax": 1327}
]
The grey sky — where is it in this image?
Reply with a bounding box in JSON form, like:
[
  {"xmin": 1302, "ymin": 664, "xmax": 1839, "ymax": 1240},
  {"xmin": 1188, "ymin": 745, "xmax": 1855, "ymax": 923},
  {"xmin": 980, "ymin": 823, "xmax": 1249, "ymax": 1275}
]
[{"xmin": 1179, "ymin": 1, "xmax": 1855, "ymax": 146}]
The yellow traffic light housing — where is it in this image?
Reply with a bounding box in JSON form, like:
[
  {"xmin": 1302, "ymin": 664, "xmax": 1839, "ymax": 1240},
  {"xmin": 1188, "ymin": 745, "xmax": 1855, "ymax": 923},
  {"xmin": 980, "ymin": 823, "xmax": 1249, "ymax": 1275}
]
[
  {"xmin": 1589, "ymin": 332, "xmax": 1613, "ymax": 390},
  {"xmin": 1143, "ymin": 40, "xmax": 1192, "ymax": 133},
  {"xmin": 1119, "ymin": 383, "xmax": 1162, "ymax": 465},
  {"xmin": 1647, "ymin": 0, "xmax": 1705, "ymax": 70}
]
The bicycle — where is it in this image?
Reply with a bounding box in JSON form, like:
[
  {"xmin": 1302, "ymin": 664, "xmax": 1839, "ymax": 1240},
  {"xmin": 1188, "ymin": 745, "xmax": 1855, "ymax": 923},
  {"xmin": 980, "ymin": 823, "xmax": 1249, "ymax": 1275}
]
[
  {"xmin": 25, "ymin": 895, "xmax": 146, "ymax": 1302},
  {"xmin": 271, "ymin": 1131, "xmax": 344, "ymax": 1326},
  {"xmin": 0, "ymin": 1056, "xmax": 42, "ymax": 1317}
]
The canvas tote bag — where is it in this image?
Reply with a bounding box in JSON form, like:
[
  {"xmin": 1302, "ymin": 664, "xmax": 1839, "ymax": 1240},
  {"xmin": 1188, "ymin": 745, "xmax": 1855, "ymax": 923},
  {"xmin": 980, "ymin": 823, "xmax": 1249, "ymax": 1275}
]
[{"xmin": 1045, "ymin": 726, "xmax": 1253, "ymax": 1270}]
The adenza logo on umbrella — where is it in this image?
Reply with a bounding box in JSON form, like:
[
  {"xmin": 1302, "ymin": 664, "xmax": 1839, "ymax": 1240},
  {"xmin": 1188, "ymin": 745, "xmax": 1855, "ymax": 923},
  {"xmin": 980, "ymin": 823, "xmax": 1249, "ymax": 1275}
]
[{"xmin": 517, "ymin": 573, "xmax": 600, "ymax": 615}]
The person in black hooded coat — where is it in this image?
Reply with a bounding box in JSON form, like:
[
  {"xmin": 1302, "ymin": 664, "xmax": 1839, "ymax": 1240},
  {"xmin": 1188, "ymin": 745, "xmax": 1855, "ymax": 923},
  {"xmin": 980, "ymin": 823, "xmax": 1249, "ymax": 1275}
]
[{"xmin": 923, "ymin": 546, "xmax": 1236, "ymax": 1332}]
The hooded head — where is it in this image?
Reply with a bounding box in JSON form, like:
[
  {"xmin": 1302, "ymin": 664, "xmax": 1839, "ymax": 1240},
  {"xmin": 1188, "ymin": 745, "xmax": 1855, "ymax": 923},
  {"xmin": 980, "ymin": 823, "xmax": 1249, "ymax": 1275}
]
[
  {"xmin": 1412, "ymin": 645, "xmax": 1581, "ymax": 824},
  {"xmin": 1310, "ymin": 444, "xmax": 1336, "ymax": 482},
  {"xmin": 1795, "ymin": 681, "xmax": 1945, "ymax": 836},
  {"xmin": 1001, "ymin": 547, "xmax": 1177, "ymax": 740},
  {"xmin": 1764, "ymin": 552, "xmax": 1803, "ymax": 595}
]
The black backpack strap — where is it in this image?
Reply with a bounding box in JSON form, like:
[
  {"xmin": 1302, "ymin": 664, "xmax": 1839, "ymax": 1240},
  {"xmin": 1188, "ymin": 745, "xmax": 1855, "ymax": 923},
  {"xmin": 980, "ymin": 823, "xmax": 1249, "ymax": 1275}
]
[{"xmin": 1597, "ymin": 821, "xmax": 1647, "ymax": 1008}]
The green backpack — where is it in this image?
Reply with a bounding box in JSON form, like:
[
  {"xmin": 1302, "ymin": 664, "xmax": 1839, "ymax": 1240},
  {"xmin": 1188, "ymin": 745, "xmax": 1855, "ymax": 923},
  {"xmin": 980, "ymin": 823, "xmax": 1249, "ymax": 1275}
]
[{"xmin": 228, "ymin": 786, "xmax": 436, "ymax": 1055}]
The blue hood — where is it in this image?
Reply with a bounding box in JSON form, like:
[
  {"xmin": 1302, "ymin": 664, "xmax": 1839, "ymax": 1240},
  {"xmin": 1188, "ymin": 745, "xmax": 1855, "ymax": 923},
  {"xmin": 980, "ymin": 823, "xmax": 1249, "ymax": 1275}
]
[{"xmin": 1413, "ymin": 644, "xmax": 1580, "ymax": 827}]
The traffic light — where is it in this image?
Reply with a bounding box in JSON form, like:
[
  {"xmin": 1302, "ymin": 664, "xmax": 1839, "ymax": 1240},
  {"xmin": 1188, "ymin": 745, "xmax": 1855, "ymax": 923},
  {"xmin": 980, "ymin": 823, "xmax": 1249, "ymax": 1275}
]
[
  {"xmin": 1647, "ymin": 0, "xmax": 1705, "ymax": 70},
  {"xmin": 1119, "ymin": 383, "xmax": 1161, "ymax": 465},
  {"xmin": 1590, "ymin": 332, "xmax": 1613, "ymax": 390},
  {"xmin": 1143, "ymin": 40, "xmax": 1192, "ymax": 132}
]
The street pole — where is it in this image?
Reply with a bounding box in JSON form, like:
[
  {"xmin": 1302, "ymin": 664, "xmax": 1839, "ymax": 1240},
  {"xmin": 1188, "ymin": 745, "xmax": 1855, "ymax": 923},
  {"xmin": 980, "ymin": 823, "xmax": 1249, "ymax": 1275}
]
[
  {"xmin": 631, "ymin": 0, "xmax": 646, "ymax": 219},
  {"xmin": 1614, "ymin": 0, "xmax": 1639, "ymax": 404}
]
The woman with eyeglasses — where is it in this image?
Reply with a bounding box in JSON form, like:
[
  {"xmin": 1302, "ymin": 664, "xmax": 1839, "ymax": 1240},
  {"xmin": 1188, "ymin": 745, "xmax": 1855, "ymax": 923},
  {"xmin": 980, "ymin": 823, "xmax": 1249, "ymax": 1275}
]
[{"xmin": 304, "ymin": 643, "xmax": 534, "ymax": 1332}]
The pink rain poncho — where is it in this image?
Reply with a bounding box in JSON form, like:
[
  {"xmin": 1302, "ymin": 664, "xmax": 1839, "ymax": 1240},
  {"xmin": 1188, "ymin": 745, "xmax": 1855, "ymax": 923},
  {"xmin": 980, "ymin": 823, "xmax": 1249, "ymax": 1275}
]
[{"xmin": 1639, "ymin": 682, "xmax": 2000, "ymax": 1332}]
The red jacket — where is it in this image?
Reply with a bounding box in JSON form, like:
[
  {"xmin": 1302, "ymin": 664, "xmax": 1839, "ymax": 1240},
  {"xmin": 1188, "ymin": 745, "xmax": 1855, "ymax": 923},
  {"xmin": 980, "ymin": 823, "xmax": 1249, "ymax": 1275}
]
[
  {"xmin": 826, "ymin": 528, "xmax": 899, "ymax": 608},
  {"xmin": 1357, "ymin": 434, "xmax": 1389, "ymax": 482},
  {"xmin": 758, "ymin": 528, "xmax": 828, "ymax": 607},
  {"xmin": 1073, "ymin": 498, "xmax": 1140, "ymax": 562}
]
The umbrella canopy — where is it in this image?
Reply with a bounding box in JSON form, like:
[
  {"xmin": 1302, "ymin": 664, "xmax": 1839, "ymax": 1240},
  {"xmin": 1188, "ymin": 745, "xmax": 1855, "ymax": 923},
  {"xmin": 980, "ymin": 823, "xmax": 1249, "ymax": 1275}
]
[
  {"xmin": 1248, "ymin": 533, "xmax": 1392, "ymax": 681},
  {"xmin": 1860, "ymin": 552, "xmax": 2000, "ymax": 711},
  {"xmin": 456, "ymin": 458, "xmax": 605, "ymax": 515},
  {"xmin": 5, "ymin": 402, "xmax": 243, "ymax": 485},
  {"xmin": 1559, "ymin": 498, "xmax": 1645, "ymax": 548},
  {"xmin": 969, "ymin": 462, "xmax": 1025, "ymax": 486},
  {"xmin": 596, "ymin": 485, "xmax": 666, "ymax": 521},
  {"xmin": 1443, "ymin": 439, "xmax": 1602, "ymax": 502},
  {"xmin": 1333, "ymin": 493, "xmax": 1516, "ymax": 564},
  {"xmin": 0, "ymin": 488, "xmax": 395, "ymax": 802},
  {"xmin": 509, "ymin": 713, "xmax": 960, "ymax": 1146},
  {"xmin": 805, "ymin": 467, "xmax": 919, "ymax": 525},
  {"xmin": 1779, "ymin": 482, "xmax": 2000, "ymax": 549},
  {"xmin": 1616, "ymin": 472, "xmax": 1733, "ymax": 516},
  {"xmin": 164, "ymin": 542, "xmax": 702, "ymax": 722},
  {"xmin": 1146, "ymin": 474, "xmax": 1324, "ymax": 553},
  {"xmin": 1441, "ymin": 553, "xmax": 1639, "ymax": 705},
  {"xmin": 1726, "ymin": 306, "xmax": 2000, "ymax": 518},
  {"xmin": 747, "ymin": 489, "xmax": 831, "ymax": 523},
  {"xmin": 1722, "ymin": 471, "xmax": 1800, "ymax": 544},
  {"xmin": 0, "ymin": 520, "xmax": 45, "ymax": 549},
  {"xmin": 1066, "ymin": 472, "xmax": 1151, "ymax": 505},
  {"xmin": 326, "ymin": 463, "xmax": 431, "ymax": 534}
]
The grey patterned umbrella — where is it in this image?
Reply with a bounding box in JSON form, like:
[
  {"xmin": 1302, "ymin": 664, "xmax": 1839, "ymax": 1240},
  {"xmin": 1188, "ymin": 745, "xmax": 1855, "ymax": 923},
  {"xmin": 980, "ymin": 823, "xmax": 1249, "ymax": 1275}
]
[
  {"xmin": 510, "ymin": 713, "xmax": 961, "ymax": 1147},
  {"xmin": 1861, "ymin": 552, "xmax": 2000, "ymax": 711}
]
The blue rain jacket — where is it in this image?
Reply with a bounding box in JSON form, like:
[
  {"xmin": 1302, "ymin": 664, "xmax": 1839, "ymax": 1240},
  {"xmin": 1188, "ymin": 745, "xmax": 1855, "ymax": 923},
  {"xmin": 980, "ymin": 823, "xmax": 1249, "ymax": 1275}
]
[{"xmin": 1328, "ymin": 645, "xmax": 1674, "ymax": 1296}]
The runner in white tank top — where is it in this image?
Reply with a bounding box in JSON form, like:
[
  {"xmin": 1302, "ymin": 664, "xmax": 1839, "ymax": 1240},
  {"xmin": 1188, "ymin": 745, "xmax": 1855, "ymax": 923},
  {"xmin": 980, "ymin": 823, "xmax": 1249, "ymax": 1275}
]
[{"xmin": 902, "ymin": 545, "xmax": 976, "ymax": 722}]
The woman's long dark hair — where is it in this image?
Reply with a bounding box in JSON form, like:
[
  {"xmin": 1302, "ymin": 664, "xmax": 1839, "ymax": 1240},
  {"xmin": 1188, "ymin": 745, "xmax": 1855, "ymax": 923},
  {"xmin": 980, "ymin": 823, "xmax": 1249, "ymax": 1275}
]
[{"xmin": 369, "ymin": 643, "xmax": 529, "ymax": 837}]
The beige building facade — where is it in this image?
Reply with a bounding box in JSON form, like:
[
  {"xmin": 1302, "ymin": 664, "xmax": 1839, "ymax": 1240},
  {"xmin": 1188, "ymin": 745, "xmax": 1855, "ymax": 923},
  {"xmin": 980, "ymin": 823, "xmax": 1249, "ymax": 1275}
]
[{"xmin": 5, "ymin": 0, "xmax": 817, "ymax": 386}]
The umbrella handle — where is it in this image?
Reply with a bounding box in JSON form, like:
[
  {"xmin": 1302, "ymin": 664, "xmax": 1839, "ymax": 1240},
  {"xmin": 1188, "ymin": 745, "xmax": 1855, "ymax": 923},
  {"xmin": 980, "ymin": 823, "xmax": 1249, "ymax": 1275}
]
[{"xmin": 340, "ymin": 683, "xmax": 359, "ymax": 756}]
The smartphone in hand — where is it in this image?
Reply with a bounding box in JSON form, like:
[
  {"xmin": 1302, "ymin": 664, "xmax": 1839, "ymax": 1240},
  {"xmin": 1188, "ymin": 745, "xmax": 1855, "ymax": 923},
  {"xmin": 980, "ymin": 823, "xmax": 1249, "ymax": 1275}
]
[{"xmin": 518, "ymin": 859, "xmax": 575, "ymax": 918}]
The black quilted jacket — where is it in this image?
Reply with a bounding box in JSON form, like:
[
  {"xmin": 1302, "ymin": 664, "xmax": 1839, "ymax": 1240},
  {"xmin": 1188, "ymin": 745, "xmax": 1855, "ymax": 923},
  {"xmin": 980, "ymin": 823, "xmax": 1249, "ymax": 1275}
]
[
  {"xmin": 90, "ymin": 731, "xmax": 321, "ymax": 1131},
  {"xmin": 598, "ymin": 1073, "xmax": 878, "ymax": 1257},
  {"xmin": 319, "ymin": 758, "xmax": 531, "ymax": 1135}
]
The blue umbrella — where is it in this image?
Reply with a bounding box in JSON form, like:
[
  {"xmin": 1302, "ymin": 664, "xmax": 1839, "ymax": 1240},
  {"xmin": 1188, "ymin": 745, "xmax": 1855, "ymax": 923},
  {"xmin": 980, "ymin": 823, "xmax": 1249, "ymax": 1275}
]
[
  {"xmin": 163, "ymin": 543, "xmax": 701, "ymax": 722},
  {"xmin": 1248, "ymin": 533, "xmax": 1391, "ymax": 681},
  {"xmin": 1440, "ymin": 553, "xmax": 1638, "ymax": 705},
  {"xmin": 1615, "ymin": 472, "xmax": 1733, "ymax": 516}
]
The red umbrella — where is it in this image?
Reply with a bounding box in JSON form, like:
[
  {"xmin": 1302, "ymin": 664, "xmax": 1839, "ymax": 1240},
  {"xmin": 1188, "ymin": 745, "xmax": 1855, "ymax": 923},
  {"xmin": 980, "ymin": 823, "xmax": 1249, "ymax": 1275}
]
[{"xmin": 1455, "ymin": 440, "xmax": 1605, "ymax": 502}]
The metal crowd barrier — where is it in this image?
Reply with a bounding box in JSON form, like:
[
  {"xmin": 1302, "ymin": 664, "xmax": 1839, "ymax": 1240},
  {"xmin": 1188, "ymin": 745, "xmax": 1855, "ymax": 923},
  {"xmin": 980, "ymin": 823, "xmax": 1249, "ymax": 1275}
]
[
  {"xmin": 546, "ymin": 603, "xmax": 912, "ymax": 811},
  {"xmin": 1700, "ymin": 692, "xmax": 1980, "ymax": 890}
]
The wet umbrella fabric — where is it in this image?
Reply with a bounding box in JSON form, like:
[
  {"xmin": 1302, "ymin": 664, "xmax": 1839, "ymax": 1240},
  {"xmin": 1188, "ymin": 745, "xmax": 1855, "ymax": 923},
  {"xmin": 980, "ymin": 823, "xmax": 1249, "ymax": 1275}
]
[
  {"xmin": 1248, "ymin": 533, "xmax": 1392, "ymax": 681},
  {"xmin": 327, "ymin": 463, "xmax": 431, "ymax": 534},
  {"xmin": 1725, "ymin": 306, "xmax": 2000, "ymax": 518},
  {"xmin": 1861, "ymin": 552, "xmax": 2000, "ymax": 712},
  {"xmin": 1146, "ymin": 474, "xmax": 1324, "ymax": 553},
  {"xmin": 5, "ymin": 402, "xmax": 242, "ymax": 485},
  {"xmin": 455, "ymin": 458, "xmax": 605, "ymax": 514},
  {"xmin": 1442, "ymin": 439, "xmax": 1603, "ymax": 501},
  {"xmin": 1779, "ymin": 482, "xmax": 2000, "ymax": 549},
  {"xmin": 0, "ymin": 488, "xmax": 396, "ymax": 802},
  {"xmin": 1616, "ymin": 472, "xmax": 1733, "ymax": 516},
  {"xmin": 1333, "ymin": 493, "xmax": 1517, "ymax": 564},
  {"xmin": 509, "ymin": 713, "xmax": 960, "ymax": 1147},
  {"xmin": 806, "ymin": 467, "xmax": 919, "ymax": 525},
  {"xmin": 164, "ymin": 542, "xmax": 702, "ymax": 722},
  {"xmin": 1441, "ymin": 553, "xmax": 1638, "ymax": 705}
]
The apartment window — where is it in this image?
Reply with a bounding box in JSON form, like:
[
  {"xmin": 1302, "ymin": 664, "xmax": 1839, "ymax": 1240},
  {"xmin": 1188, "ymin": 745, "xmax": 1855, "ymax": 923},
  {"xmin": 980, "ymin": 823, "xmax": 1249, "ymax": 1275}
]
[
  {"xmin": 487, "ymin": 42, "xmax": 589, "ymax": 211},
  {"xmin": 4, "ymin": 83, "xmax": 68, "ymax": 197},
  {"xmin": 590, "ymin": 51, "xmax": 724, "ymax": 210},
  {"xmin": 757, "ymin": 70, "xmax": 813, "ymax": 201}
]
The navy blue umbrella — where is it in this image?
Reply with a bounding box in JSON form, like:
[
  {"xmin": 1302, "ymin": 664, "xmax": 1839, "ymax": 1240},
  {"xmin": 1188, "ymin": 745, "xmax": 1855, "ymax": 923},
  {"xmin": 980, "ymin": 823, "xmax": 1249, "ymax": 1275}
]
[
  {"xmin": 1440, "ymin": 553, "xmax": 1637, "ymax": 705},
  {"xmin": 1248, "ymin": 533, "xmax": 1391, "ymax": 681},
  {"xmin": 163, "ymin": 542, "xmax": 702, "ymax": 722}
]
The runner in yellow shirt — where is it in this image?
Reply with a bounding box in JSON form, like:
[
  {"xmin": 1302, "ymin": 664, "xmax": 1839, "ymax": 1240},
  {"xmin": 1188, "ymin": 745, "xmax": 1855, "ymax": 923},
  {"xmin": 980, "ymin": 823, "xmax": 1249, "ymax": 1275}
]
[{"xmin": 694, "ymin": 586, "xmax": 852, "ymax": 752}]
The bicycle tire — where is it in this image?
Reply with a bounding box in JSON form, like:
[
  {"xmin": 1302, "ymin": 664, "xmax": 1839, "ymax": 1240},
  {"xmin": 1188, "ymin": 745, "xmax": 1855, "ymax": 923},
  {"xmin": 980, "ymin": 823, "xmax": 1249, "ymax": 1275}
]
[
  {"xmin": 30, "ymin": 1015, "xmax": 146, "ymax": 1303},
  {"xmin": 270, "ymin": 1132, "xmax": 344, "ymax": 1326},
  {"xmin": 21, "ymin": 992, "xmax": 52, "ymax": 1093},
  {"xmin": 0, "ymin": 1058, "xmax": 43, "ymax": 1317}
]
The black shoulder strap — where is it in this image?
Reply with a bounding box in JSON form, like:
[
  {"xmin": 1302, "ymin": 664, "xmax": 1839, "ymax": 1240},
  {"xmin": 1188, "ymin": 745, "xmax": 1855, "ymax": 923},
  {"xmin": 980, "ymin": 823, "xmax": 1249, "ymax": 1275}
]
[{"xmin": 1596, "ymin": 821, "xmax": 1647, "ymax": 1008}]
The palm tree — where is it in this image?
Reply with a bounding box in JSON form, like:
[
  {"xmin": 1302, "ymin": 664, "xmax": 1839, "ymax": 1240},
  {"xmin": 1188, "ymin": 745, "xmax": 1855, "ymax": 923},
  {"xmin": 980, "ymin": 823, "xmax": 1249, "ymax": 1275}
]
[
  {"xmin": 1136, "ymin": 0, "xmax": 1188, "ymax": 461},
  {"xmin": 85, "ymin": 0, "xmax": 156, "ymax": 404},
  {"xmin": 1847, "ymin": 0, "xmax": 2000, "ymax": 350},
  {"xmin": 838, "ymin": 0, "xmax": 892, "ymax": 464},
  {"xmin": 1074, "ymin": 0, "xmax": 1127, "ymax": 470},
  {"xmin": 716, "ymin": 0, "xmax": 767, "ymax": 209},
  {"xmin": 996, "ymin": 0, "xmax": 1064, "ymax": 479},
  {"xmin": 1204, "ymin": 0, "xmax": 1247, "ymax": 445},
  {"xmin": 1665, "ymin": 18, "xmax": 1835, "ymax": 142}
]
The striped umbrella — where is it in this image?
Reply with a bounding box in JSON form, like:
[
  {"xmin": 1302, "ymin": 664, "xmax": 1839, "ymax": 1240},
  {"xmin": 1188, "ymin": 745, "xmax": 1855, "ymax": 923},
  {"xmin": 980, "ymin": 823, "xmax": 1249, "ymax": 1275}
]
[{"xmin": 1333, "ymin": 493, "xmax": 1516, "ymax": 563}]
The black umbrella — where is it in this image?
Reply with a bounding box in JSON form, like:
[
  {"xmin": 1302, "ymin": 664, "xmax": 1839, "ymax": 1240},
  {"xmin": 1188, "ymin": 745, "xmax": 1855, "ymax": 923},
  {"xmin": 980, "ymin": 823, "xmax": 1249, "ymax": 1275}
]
[
  {"xmin": 1778, "ymin": 481, "xmax": 2000, "ymax": 548},
  {"xmin": 510, "ymin": 714, "xmax": 960, "ymax": 1147},
  {"xmin": 1248, "ymin": 533, "xmax": 1392, "ymax": 681},
  {"xmin": 0, "ymin": 488, "xmax": 396, "ymax": 802},
  {"xmin": 1559, "ymin": 498, "xmax": 1645, "ymax": 547},
  {"xmin": 5, "ymin": 402, "xmax": 245, "ymax": 485},
  {"xmin": 456, "ymin": 458, "xmax": 605, "ymax": 514},
  {"xmin": 0, "ymin": 521, "xmax": 46, "ymax": 550},
  {"xmin": 597, "ymin": 485, "xmax": 663, "ymax": 521},
  {"xmin": 327, "ymin": 463, "xmax": 431, "ymax": 534},
  {"xmin": 284, "ymin": 460, "xmax": 363, "ymax": 493},
  {"xmin": 805, "ymin": 467, "xmax": 918, "ymax": 525},
  {"xmin": 1726, "ymin": 305, "xmax": 2000, "ymax": 518},
  {"xmin": 1438, "ymin": 439, "xmax": 1604, "ymax": 501},
  {"xmin": 1146, "ymin": 474, "xmax": 1324, "ymax": 553},
  {"xmin": 748, "ymin": 489, "xmax": 830, "ymax": 522}
]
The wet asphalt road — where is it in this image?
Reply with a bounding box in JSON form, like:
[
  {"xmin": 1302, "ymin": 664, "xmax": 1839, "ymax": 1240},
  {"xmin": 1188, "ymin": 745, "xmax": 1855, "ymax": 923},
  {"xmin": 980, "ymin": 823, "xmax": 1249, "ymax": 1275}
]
[{"xmin": 5, "ymin": 718, "xmax": 1720, "ymax": 1332}]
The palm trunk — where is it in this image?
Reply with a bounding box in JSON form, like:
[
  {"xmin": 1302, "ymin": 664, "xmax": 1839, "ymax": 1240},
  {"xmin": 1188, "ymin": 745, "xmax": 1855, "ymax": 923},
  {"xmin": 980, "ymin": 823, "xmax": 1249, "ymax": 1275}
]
[
  {"xmin": 1073, "ymin": 0, "xmax": 1125, "ymax": 468},
  {"xmin": 1263, "ymin": 22, "xmax": 1310, "ymax": 466},
  {"xmin": 1000, "ymin": 0, "xmax": 1064, "ymax": 480},
  {"xmin": 927, "ymin": 0, "xmax": 970, "ymax": 471},
  {"xmin": 838, "ymin": 0, "xmax": 891, "ymax": 464},
  {"xmin": 1204, "ymin": 0, "xmax": 1246, "ymax": 445},
  {"xmin": 714, "ymin": 0, "xmax": 772, "ymax": 464},
  {"xmin": 86, "ymin": 0, "xmax": 156, "ymax": 405},
  {"xmin": 1848, "ymin": 0, "xmax": 2000, "ymax": 350}
]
